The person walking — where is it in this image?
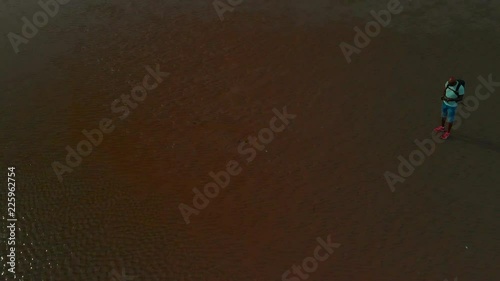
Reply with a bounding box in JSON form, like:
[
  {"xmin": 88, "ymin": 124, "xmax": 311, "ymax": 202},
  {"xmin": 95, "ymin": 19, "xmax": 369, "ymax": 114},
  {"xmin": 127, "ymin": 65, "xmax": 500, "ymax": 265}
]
[{"xmin": 434, "ymin": 76, "xmax": 465, "ymax": 140}]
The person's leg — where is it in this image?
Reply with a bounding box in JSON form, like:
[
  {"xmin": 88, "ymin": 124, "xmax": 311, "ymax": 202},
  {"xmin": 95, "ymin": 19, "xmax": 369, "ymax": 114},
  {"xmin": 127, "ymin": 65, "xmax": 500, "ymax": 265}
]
[
  {"xmin": 441, "ymin": 102, "xmax": 448, "ymax": 127},
  {"xmin": 435, "ymin": 103, "xmax": 447, "ymax": 132},
  {"xmin": 441, "ymin": 105, "xmax": 456, "ymax": 139},
  {"xmin": 447, "ymin": 106, "xmax": 456, "ymax": 133}
]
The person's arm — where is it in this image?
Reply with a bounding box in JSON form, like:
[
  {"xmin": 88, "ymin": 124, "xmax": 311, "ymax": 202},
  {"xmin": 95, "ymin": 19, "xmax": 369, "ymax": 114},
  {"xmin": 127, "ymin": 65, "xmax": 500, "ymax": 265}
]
[
  {"xmin": 448, "ymin": 95, "xmax": 464, "ymax": 102},
  {"xmin": 441, "ymin": 82, "xmax": 448, "ymax": 100}
]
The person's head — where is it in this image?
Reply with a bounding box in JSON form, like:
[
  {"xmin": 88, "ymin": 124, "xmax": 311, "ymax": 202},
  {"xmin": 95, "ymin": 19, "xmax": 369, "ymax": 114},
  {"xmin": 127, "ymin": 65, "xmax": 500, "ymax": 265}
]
[{"xmin": 448, "ymin": 76, "xmax": 457, "ymax": 86}]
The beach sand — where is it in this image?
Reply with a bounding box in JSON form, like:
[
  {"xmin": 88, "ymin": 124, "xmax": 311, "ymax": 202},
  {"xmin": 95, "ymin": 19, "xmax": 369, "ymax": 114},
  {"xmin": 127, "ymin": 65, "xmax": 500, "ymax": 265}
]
[{"xmin": 0, "ymin": 0, "xmax": 499, "ymax": 280}]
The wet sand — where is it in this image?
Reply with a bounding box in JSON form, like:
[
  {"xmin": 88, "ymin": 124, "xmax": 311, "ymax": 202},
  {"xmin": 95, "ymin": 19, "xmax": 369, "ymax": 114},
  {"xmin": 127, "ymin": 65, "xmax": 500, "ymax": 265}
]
[{"xmin": 1, "ymin": 0, "xmax": 499, "ymax": 280}]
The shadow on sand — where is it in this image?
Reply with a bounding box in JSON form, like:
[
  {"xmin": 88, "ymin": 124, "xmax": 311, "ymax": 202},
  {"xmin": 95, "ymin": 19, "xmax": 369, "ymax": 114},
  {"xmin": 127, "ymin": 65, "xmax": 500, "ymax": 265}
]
[{"xmin": 451, "ymin": 134, "xmax": 500, "ymax": 154}]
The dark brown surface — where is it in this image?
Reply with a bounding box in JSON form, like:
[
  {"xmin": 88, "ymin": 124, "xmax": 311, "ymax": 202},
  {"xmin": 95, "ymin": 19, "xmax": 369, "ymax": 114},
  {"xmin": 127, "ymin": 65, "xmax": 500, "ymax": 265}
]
[{"xmin": 1, "ymin": 0, "xmax": 499, "ymax": 280}]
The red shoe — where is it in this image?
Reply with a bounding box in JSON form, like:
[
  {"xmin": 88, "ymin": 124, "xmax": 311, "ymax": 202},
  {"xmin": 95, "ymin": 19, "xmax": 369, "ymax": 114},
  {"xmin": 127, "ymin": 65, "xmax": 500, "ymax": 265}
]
[
  {"xmin": 440, "ymin": 132, "xmax": 451, "ymax": 140},
  {"xmin": 433, "ymin": 126, "xmax": 445, "ymax": 132}
]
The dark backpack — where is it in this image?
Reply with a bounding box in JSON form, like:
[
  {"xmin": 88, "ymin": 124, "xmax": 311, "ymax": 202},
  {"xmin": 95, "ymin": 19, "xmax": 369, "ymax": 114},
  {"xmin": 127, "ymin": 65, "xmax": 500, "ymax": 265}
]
[{"xmin": 446, "ymin": 79, "xmax": 465, "ymax": 97}]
